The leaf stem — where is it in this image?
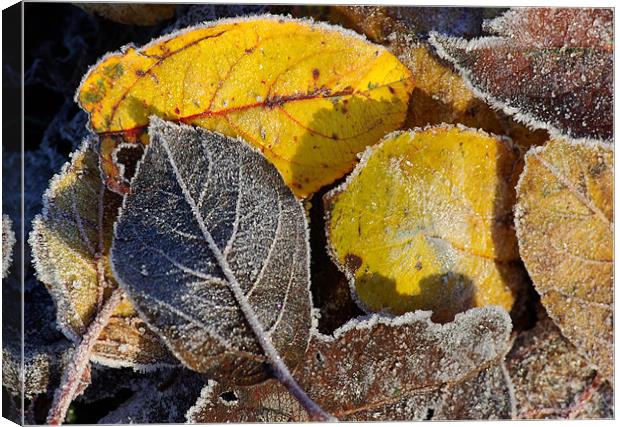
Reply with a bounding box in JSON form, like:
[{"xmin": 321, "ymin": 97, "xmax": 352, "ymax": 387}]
[
  {"xmin": 161, "ymin": 139, "xmax": 336, "ymax": 422},
  {"xmin": 226, "ymin": 263, "xmax": 337, "ymax": 421},
  {"xmin": 46, "ymin": 288, "xmax": 124, "ymax": 425}
]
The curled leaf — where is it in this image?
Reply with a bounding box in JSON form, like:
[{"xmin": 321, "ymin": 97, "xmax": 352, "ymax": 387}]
[
  {"xmin": 325, "ymin": 125, "xmax": 528, "ymax": 320},
  {"xmin": 187, "ymin": 306, "xmax": 514, "ymax": 421},
  {"xmin": 29, "ymin": 140, "xmax": 175, "ymax": 369},
  {"xmin": 76, "ymin": 15, "xmax": 414, "ymax": 197},
  {"xmin": 515, "ymin": 139, "xmax": 613, "ymax": 382},
  {"xmin": 429, "ymin": 8, "xmax": 613, "ymax": 141},
  {"xmin": 111, "ymin": 119, "xmax": 313, "ymax": 384},
  {"xmin": 506, "ymin": 316, "xmax": 613, "ymax": 419}
]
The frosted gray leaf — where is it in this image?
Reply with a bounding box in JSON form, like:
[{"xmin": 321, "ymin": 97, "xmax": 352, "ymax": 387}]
[
  {"xmin": 429, "ymin": 8, "xmax": 613, "ymax": 142},
  {"xmin": 506, "ymin": 315, "xmax": 613, "ymax": 419},
  {"xmin": 2, "ymin": 214, "xmax": 15, "ymax": 278},
  {"xmin": 186, "ymin": 306, "xmax": 513, "ymax": 421},
  {"xmin": 111, "ymin": 118, "xmax": 312, "ymax": 384}
]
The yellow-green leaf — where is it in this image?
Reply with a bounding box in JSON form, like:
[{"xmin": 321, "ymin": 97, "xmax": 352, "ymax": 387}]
[
  {"xmin": 76, "ymin": 15, "xmax": 414, "ymax": 197},
  {"xmin": 515, "ymin": 138, "xmax": 613, "ymax": 382},
  {"xmin": 325, "ymin": 125, "xmax": 528, "ymax": 321},
  {"xmin": 29, "ymin": 141, "xmax": 176, "ymax": 369}
]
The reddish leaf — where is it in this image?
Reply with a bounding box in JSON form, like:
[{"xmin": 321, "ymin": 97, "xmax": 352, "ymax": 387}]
[{"xmin": 430, "ymin": 8, "xmax": 613, "ymax": 141}]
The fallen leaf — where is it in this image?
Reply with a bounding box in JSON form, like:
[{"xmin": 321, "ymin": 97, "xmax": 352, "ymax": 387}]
[
  {"xmin": 111, "ymin": 118, "xmax": 313, "ymax": 385},
  {"xmin": 325, "ymin": 125, "xmax": 528, "ymax": 320},
  {"xmin": 186, "ymin": 306, "xmax": 514, "ymax": 421},
  {"xmin": 506, "ymin": 315, "xmax": 613, "ymax": 419},
  {"xmin": 29, "ymin": 139, "xmax": 176, "ymax": 369},
  {"xmin": 76, "ymin": 15, "xmax": 414, "ymax": 197},
  {"xmin": 514, "ymin": 138, "xmax": 613, "ymax": 382},
  {"xmin": 330, "ymin": 6, "xmax": 549, "ymax": 150},
  {"xmin": 2, "ymin": 214, "xmax": 15, "ymax": 278},
  {"xmin": 75, "ymin": 3, "xmax": 177, "ymax": 26},
  {"xmin": 429, "ymin": 8, "xmax": 613, "ymax": 142}
]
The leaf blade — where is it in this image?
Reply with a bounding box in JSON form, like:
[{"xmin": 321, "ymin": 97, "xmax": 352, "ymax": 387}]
[
  {"xmin": 110, "ymin": 118, "xmax": 313, "ymax": 384},
  {"xmin": 429, "ymin": 8, "xmax": 613, "ymax": 142},
  {"xmin": 514, "ymin": 138, "xmax": 613, "ymax": 382},
  {"xmin": 76, "ymin": 15, "xmax": 414, "ymax": 197},
  {"xmin": 186, "ymin": 306, "xmax": 514, "ymax": 421},
  {"xmin": 325, "ymin": 125, "xmax": 528, "ymax": 320}
]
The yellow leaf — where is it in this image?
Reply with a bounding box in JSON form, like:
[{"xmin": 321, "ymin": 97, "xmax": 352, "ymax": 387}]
[
  {"xmin": 515, "ymin": 139, "xmax": 613, "ymax": 382},
  {"xmin": 325, "ymin": 125, "xmax": 528, "ymax": 321},
  {"xmin": 30, "ymin": 141, "xmax": 176, "ymax": 369},
  {"xmin": 77, "ymin": 16, "xmax": 414, "ymax": 197}
]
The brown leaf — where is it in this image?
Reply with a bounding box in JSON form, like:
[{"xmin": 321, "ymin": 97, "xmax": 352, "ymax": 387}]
[
  {"xmin": 506, "ymin": 315, "xmax": 613, "ymax": 419},
  {"xmin": 515, "ymin": 139, "xmax": 613, "ymax": 382},
  {"xmin": 430, "ymin": 8, "xmax": 613, "ymax": 141},
  {"xmin": 187, "ymin": 306, "xmax": 514, "ymax": 421}
]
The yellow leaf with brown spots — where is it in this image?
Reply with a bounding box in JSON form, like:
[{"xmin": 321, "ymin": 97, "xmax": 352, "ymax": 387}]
[
  {"xmin": 76, "ymin": 15, "xmax": 414, "ymax": 197},
  {"xmin": 29, "ymin": 141, "xmax": 176, "ymax": 369},
  {"xmin": 324, "ymin": 125, "xmax": 528, "ymax": 321},
  {"xmin": 515, "ymin": 139, "xmax": 613, "ymax": 382}
]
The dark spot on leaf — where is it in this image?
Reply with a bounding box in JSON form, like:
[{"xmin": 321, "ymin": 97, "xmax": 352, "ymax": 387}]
[
  {"xmin": 312, "ymin": 68, "xmax": 320, "ymax": 80},
  {"xmin": 219, "ymin": 391, "xmax": 239, "ymax": 404},
  {"xmin": 424, "ymin": 408, "xmax": 435, "ymax": 420},
  {"xmin": 245, "ymin": 47, "xmax": 254, "ymax": 54},
  {"xmin": 388, "ymin": 86, "xmax": 395, "ymax": 94},
  {"xmin": 415, "ymin": 261, "xmax": 423, "ymax": 271},
  {"xmin": 174, "ymin": 107, "xmax": 180, "ymax": 115},
  {"xmin": 344, "ymin": 253, "xmax": 363, "ymax": 273},
  {"xmin": 332, "ymin": 133, "xmax": 338, "ymax": 140},
  {"xmin": 135, "ymin": 69, "xmax": 145, "ymax": 77}
]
